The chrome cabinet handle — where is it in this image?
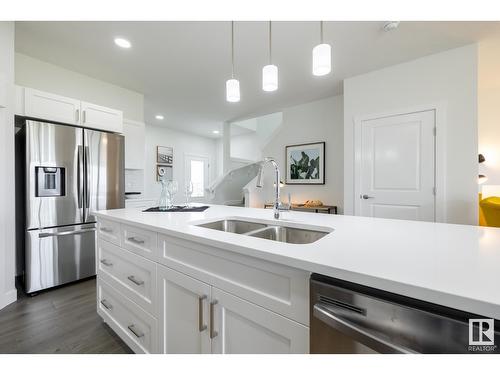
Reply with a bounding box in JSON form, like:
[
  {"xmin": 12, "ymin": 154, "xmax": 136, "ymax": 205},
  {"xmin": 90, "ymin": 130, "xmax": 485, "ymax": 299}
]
[
  {"xmin": 127, "ymin": 324, "xmax": 145, "ymax": 338},
  {"xmin": 198, "ymin": 295, "xmax": 207, "ymax": 332},
  {"xmin": 209, "ymin": 300, "xmax": 218, "ymax": 339},
  {"xmin": 128, "ymin": 236, "xmax": 145, "ymax": 244},
  {"xmin": 100, "ymin": 227, "xmax": 113, "ymax": 233},
  {"xmin": 76, "ymin": 109, "xmax": 80, "ymax": 123},
  {"xmin": 82, "ymin": 110, "xmax": 86, "ymax": 124},
  {"xmin": 313, "ymin": 303, "xmax": 415, "ymax": 354},
  {"xmin": 100, "ymin": 259, "xmax": 113, "ymax": 267},
  {"xmin": 100, "ymin": 299, "xmax": 112, "ymax": 310},
  {"xmin": 127, "ymin": 275, "xmax": 144, "ymax": 286}
]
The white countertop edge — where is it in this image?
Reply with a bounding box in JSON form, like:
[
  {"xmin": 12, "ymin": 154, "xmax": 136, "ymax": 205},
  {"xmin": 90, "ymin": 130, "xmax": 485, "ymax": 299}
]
[{"xmin": 93, "ymin": 209, "xmax": 500, "ymax": 320}]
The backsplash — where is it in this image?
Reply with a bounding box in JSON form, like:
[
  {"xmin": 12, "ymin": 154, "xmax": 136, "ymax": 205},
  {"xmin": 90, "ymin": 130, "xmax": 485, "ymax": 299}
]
[{"xmin": 125, "ymin": 169, "xmax": 144, "ymax": 194}]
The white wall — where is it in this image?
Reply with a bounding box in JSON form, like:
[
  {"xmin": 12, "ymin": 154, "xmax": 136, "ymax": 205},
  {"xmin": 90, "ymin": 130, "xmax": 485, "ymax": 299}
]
[
  {"xmin": 144, "ymin": 125, "xmax": 218, "ymax": 202},
  {"xmin": 478, "ymin": 38, "xmax": 500, "ymax": 187},
  {"xmin": 15, "ymin": 53, "xmax": 144, "ymax": 122},
  {"xmin": 258, "ymin": 96, "xmax": 344, "ymax": 212},
  {"xmin": 230, "ymin": 112, "xmax": 282, "ymax": 163},
  {"xmin": 230, "ymin": 133, "xmax": 261, "ymax": 162},
  {"xmin": 344, "ymin": 44, "xmax": 478, "ymax": 225},
  {"xmin": 0, "ymin": 22, "xmax": 16, "ymax": 310}
]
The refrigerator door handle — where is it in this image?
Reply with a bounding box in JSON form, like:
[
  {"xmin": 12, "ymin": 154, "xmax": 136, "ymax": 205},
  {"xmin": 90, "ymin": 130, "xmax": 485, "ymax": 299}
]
[
  {"xmin": 77, "ymin": 146, "xmax": 84, "ymax": 209},
  {"xmin": 38, "ymin": 228, "xmax": 96, "ymax": 238},
  {"xmin": 85, "ymin": 146, "xmax": 91, "ymax": 211}
]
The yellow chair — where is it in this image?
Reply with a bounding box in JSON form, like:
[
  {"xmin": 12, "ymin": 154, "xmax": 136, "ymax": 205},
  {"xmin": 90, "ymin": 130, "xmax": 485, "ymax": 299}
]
[{"xmin": 479, "ymin": 193, "xmax": 500, "ymax": 227}]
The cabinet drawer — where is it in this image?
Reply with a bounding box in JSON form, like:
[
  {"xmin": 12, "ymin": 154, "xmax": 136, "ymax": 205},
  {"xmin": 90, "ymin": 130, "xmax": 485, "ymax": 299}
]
[
  {"xmin": 98, "ymin": 219, "xmax": 121, "ymax": 246},
  {"xmin": 98, "ymin": 239, "xmax": 157, "ymax": 315},
  {"xmin": 97, "ymin": 278, "xmax": 157, "ymax": 354},
  {"xmin": 122, "ymin": 224, "xmax": 158, "ymax": 261},
  {"xmin": 158, "ymin": 234, "xmax": 309, "ymax": 326}
]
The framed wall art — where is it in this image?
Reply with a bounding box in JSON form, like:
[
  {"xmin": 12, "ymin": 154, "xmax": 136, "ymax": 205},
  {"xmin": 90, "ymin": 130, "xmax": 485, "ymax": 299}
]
[{"xmin": 285, "ymin": 141, "xmax": 325, "ymax": 185}]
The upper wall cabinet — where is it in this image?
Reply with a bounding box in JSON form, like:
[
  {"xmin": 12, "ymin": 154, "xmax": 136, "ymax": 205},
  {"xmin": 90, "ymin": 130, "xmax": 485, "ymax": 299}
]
[
  {"xmin": 18, "ymin": 86, "xmax": 124, "ymax": 133},
  {"xmin": 24, "ymin": 88, "xmax": 81, "ymax": 125},
  {"xmin": 123, "ymin": 119, "xmax": 146, "ymax": 169},
  {"xmin": 81, "ymin": 101, "xmax": 123, "ymax": 133}
]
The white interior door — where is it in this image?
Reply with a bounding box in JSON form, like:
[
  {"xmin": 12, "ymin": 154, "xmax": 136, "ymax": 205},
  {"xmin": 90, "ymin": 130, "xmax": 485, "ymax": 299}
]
[{"xmin": 356, "ymin": 110, "xmax": 436, "ymax": 221}]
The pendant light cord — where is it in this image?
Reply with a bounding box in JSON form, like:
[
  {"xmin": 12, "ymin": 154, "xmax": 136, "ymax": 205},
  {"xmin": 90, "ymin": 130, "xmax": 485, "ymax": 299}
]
[
  {"xmin": 269, "ymin": 21, "xmax": 272, "ymax": 64},
  {"xmin": 320, "ymin": 20, "xmax": 324, "ymax": 44},
  {"xmin": 231, "ymin": 21, "xmax": 235, "ymax": 78}
]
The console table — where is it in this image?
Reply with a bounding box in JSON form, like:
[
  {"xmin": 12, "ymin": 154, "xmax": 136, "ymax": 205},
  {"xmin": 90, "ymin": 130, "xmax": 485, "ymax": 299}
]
[{"xmin": 264, "ymin": 203, "xmax": 337, "ymax": 214}]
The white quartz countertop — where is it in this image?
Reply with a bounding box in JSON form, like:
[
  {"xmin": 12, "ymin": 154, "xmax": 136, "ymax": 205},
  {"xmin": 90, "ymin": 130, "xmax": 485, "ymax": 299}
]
[{"xmin": 94, "ymin": 204, "xmax": 500, "ymax": 319}]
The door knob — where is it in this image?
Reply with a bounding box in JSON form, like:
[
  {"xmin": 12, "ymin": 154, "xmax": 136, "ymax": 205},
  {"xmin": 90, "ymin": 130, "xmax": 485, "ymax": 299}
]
[{"xmin": 361, "ymin": 194, "xmax": 374, "ymax": 200}]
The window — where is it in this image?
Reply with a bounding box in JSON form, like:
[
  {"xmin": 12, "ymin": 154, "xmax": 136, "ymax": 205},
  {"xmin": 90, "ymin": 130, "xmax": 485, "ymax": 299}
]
[{"xmin": 185, "ymin": 154, "xmax": 209, "ymax": 198}]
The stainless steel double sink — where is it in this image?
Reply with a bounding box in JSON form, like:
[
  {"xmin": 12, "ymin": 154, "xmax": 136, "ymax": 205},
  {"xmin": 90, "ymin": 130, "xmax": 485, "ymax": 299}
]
[{"xmin": 196, "ymin": 218, "xmax": 331, "ymax": 244}]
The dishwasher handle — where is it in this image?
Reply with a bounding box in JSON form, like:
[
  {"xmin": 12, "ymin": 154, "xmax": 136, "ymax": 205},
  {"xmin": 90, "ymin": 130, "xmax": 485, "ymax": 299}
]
[{"xmin": 313, "ymin": 303, "xmax": 417, "ymax": 354}]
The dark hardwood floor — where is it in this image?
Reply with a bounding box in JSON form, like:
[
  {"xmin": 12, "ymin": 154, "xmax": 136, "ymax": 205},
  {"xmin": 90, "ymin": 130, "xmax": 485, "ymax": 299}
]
[{"xmin": 0, "ymin": 278, "xmax": 132, "ymax": 354}]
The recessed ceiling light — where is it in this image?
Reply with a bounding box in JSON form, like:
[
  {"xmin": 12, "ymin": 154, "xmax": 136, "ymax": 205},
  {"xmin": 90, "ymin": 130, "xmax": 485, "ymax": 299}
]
[
  {"xmin": 212, "ymin": 130, "xmax": 220, "ymax": 134},
  {"xmin": 114, "ymin": 37, "xmax": 131, "ymax": 49},
  {"xmin": 155, "ymin": 115, "xmax": 164, "ymax": 120}
]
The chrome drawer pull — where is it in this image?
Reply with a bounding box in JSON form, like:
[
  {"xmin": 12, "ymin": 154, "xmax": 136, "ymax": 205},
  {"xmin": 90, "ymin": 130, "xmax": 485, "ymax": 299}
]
[
  {"xmin": 127, "ymin": 275, "xmax": 144, "ymax": 286},
  {"xmin": 210, "ymin": 300, "xmax": 218, "ymax": 339},
  {"xmin": 100, "ymin": 259, "xmax": 113, "ymax": 267},
  {"xmin": 127, "ymin": 324, "xmax": 145, "ymax": 338},
  {"xmin": 100, "ymin": 299, "xmax": 113, "ymax": 310},
  {"xmin": 128, "ymin": 236, "xmax": 145, "ymax": 244},
  {"xmin": 198, "ymin": 295, "xmax": 207, "ymax": 332},
  {"xmin": 101, "ymin": 227, "xmax": 113, "ymax": 233}
]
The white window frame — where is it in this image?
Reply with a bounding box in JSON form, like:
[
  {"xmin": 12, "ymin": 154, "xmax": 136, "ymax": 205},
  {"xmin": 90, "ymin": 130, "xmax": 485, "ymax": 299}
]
[{"xmin": 184, "ymin": 153, "xmax": 210, "ymax": 199}]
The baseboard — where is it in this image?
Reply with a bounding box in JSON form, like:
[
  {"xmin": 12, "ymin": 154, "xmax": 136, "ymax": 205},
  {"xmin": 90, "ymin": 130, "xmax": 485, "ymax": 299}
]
[{"xmin": 0, "ymin": 288, "xmax": 17, "ymax": 310}]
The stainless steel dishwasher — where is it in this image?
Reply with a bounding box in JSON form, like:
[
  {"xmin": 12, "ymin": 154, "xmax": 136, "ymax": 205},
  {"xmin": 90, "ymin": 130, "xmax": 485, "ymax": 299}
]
[{"xmin": 310, "ymin": 273, "xmax": 499, "ymax": 354}]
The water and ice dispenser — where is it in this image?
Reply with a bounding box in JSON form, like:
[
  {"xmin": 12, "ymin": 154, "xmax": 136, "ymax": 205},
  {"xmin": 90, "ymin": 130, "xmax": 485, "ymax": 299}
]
[{"xmin": 35, "ymin": 166, "xmax": 65, "ymax": 197}]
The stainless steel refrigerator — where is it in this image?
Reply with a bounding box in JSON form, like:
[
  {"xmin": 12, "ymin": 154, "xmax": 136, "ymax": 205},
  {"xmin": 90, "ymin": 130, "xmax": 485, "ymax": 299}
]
[{"xmin": 16, "ymin": 119, "xmax": 125, "ymax": 293}]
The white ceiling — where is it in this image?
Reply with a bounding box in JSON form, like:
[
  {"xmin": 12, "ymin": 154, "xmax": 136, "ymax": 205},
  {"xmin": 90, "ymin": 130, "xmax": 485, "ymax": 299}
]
[{"xmin": 14, "ymin": 21, "xmax": 500, "ymax": 138}]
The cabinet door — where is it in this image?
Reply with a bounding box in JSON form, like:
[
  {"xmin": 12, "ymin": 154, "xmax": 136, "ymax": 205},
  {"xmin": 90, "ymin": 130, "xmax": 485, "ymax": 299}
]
[
  {"xmin": 211, "ymin": 287, "xmax": 309, "ymax": 354},
  {"xmin": 123, "ymin": 119, "xmax": 146, "ymax": 169},
  {"xmin": 157, "ymin": 265, "xmax": 211, "ymax": 354},
  {"xmin": 81, "ymin": 101, "xmax": 123, "ymax": 133},
  {"xmin": 24, "ymin": 88, "xmax": 80, "ymax": 125}
]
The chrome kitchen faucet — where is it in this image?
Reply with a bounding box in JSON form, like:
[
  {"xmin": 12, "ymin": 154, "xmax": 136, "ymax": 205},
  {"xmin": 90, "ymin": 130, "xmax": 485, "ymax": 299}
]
[{"xmin": 256, "ymin": 157, "xmax": 290, "ymax": 219}]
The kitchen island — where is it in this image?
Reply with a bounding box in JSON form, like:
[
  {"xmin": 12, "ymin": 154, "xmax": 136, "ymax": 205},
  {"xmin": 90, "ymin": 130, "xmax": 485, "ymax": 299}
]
[{"xmin": 93, "ymin": 204, "xmax": 500, "ymax": 353}]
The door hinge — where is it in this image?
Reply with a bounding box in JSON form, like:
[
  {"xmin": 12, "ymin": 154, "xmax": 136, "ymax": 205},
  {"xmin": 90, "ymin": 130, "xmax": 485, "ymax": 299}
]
[
  {"xmin": 433, "ymin": 127, "xmax": 437, "ymax": 136},
  {"xmin": 433, "ymin": 187, "xmax": 436, "ymax": 195}
]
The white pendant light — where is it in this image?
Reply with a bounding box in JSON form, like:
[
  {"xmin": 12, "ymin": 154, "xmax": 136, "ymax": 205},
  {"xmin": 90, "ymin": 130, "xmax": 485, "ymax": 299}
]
[
  {"xmin": 226, "ymin": 21, "xmax": 240, "ymax": 103},
  {"xmin": 312, "ymin": 21, "xmax": 332, "ymax": 76},
  {"xmin": 262, "ymin": 21, "xmax": 278, "ymax": 92},
  {"xmin": 226, "ymin": 78, "xmax": 240, "ymax": 102}
]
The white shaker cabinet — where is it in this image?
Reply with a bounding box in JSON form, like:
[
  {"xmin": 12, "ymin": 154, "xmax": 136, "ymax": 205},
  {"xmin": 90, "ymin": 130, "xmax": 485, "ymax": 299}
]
[
  {"xmin": 81, "ymin": 101, "xmax": 123, "ymax": 133},
  {"xmin": 24, "ymin": 87, "xmax": 81, "ymax": 125},
  {"xmin": 157, "ymin": 265, "xmax": 212, "ymax": 354},
  {"xmin": 211, "ymin": 287, "xmax": 309, "ymax": 354},
  {"xmin": 123, "ymin": 119, "xmax": 146, "ymax": 169},
  {"xmin": 156, "ymin": 264, "xmax": 309, "ymax": 354},
  {"xmin": 19, "ymin": 86, "xmax": 123, "ymax": 133},
  {"xmin": 96, "ymin": 218, "xmax": 310, "ymax": 354}
]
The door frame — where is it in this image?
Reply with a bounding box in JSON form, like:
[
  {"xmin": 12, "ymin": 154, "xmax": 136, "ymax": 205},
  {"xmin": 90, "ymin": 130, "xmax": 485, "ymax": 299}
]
[
  {"xmin": 353, "ymin": 103, "xmax": 447, "ymax": 222},
  {"xmin": 184, "ymin": 153, "xmax": 211, "ymax": 200}
]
